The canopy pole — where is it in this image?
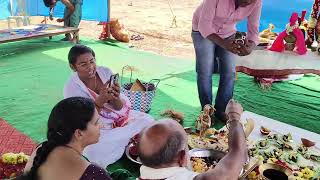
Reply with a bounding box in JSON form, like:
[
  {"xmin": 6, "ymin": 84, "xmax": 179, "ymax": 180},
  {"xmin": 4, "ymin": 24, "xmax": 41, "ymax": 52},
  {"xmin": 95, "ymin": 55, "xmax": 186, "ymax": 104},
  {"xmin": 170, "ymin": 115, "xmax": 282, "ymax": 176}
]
[
  {"xmin": 107, "ymin": 0, "xmax": 110, "ymax": 38},
  {"xmin": 10, "ymin": 0, "xmax": 14, "ymax": 16}
]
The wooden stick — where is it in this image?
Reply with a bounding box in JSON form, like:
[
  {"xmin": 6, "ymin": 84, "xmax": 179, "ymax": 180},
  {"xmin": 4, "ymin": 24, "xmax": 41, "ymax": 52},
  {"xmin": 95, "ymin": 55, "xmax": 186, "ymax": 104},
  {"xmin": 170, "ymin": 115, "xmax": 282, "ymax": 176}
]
[{"xmin": 107, "ymin": 0, "xmax": 111, "ymax": 38}]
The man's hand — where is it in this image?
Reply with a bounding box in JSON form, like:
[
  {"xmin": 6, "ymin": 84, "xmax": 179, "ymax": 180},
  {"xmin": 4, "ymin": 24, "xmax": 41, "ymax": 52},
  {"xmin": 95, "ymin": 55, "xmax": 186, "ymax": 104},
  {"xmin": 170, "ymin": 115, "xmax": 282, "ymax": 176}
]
[
  {"xmin": 225, "ymin": 99, "xmax": 243, "ymax": 121},
  {"xmin": 195, "ymin": 99, "xmax": 247, "ymax": 180},
  {"xmin": 57, "ymin": 18, "xmax": 64, "ymax": 23},
  {"xmin": 222, "ymin": 38, "xmax": 239, "ymax": 54},
  {"xmin": 235, "ymin": 40, "xmax": 255, "ymax": 56}
]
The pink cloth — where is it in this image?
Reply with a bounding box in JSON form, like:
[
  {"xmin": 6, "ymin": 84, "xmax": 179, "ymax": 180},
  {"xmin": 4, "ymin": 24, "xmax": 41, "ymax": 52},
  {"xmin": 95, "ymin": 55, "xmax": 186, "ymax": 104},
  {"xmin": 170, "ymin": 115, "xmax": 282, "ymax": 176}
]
[
  {"xmin": 87, "ymin": 87, "xmax": 131, "ymax": 128},
  {"xmin": 192, "ymin": 0, "xmax": 262, "ymax": 45}
]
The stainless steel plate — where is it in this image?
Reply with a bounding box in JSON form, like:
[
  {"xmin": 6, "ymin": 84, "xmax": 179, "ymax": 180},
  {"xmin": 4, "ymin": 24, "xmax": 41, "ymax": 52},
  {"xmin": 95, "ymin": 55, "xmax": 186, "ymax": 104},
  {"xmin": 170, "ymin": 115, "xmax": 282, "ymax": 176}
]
[
  {"xmin": 189, "ymin": 148, "xmax": 244, "ymax": 176},
  {"xmin": 189, "ymin": 148, "xmax": 226, "ymax": 160},
  {"xmin": 125, "ymin": 142, "xmax": 142, "ymax": 165}
]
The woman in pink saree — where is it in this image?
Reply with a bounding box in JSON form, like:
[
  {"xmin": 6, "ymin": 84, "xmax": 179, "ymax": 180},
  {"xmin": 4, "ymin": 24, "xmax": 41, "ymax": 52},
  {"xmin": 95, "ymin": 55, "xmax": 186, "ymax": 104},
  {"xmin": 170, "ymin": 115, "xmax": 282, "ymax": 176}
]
[{"xmin": 63, "ymin": 45, "xmax": 154, "ymax": 167}]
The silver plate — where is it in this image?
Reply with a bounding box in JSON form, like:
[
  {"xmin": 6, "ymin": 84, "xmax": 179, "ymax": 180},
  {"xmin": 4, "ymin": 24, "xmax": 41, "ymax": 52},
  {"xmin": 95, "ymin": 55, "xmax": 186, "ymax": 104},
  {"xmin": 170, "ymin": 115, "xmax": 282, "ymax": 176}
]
[
  {"xmin": 125, "ymin": 142, "xmax": 142, "ymax": 165},
  {"xmin": 189, "ymin": 148, "xmax": 226, "ymax": 159},
  {"xmin": 189, "ymin": 148, "xmax": 244, "ymax": 176}
]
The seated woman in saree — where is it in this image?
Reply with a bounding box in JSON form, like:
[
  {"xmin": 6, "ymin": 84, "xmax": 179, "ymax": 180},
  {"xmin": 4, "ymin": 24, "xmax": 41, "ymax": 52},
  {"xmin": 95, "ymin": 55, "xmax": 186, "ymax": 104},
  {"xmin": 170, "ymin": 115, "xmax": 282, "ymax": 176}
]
[
  {"xmin": 21, "ymin": 97, "xmax": 111, "ymax": 180},
  {"xmin": 63, "ymin": 45, "xmax": 154, "ymax": 167}
]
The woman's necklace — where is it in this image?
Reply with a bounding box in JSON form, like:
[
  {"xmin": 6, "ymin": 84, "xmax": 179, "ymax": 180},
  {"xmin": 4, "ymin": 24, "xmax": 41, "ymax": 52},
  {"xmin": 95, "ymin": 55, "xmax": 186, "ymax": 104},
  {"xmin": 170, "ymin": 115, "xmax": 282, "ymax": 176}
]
[
  {"xmin": 82, "ymin": 74, "xmax": 97, "ymax": 92},
  {"xmin": 64, "ymin": 145, "xmax": 90, "ymax": 162},
  {"xmin": 64, "ymin": 145, "xmax": 83, "ymax": 157}
]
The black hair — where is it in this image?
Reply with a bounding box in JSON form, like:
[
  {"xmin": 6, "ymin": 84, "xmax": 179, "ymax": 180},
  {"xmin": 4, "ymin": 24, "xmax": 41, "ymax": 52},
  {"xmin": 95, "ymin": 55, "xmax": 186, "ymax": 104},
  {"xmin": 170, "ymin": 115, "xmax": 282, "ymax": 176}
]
[
  {"xmin": 21, "ymin": 97, "xmax": 96, "ymax": 180},
  {"xmin": 43, "ymin": 0, "xmax": 54, "ymax": 7},
  {"xmin": 68, "ymin": 45, "xmax": 96, "ymax": 65},
  {"xmin": 138, "ymin": 131, "xmax": 184, "ymax": 168}
]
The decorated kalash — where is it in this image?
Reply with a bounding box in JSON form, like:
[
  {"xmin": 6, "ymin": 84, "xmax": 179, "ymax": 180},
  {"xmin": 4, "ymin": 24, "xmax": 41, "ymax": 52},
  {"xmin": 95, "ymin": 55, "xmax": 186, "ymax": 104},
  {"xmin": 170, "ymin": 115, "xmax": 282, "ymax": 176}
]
[
  {"xmin": 0, "ymin": 152, "xmax": 30, "ymax": 179},
  {"xmin": 259, "ymin": 7, "xmax": 320, "ymax": 56}
]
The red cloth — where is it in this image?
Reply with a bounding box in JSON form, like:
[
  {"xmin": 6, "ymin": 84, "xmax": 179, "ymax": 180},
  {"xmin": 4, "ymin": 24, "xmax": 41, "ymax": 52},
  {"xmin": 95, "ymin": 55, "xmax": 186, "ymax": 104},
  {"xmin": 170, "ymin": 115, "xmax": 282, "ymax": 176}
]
[
  {"xmin": 0, "ymin": 118, "xmax": 37, "ymax": 179},
  {"xmin": 0, "ymin": 118, "xmax": 37, "ymax": 155},
  {"xmin": 99, "ymin": 22, "xmax": 111, "ymax": 40}
]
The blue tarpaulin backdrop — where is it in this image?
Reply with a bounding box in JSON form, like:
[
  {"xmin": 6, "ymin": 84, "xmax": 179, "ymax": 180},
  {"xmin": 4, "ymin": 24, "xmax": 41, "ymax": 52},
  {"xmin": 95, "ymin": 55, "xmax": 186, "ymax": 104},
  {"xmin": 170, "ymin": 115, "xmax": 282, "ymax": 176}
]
[
  {"xmin": 0, "ymin": 0, "xmax": 108, "ymax": 22},
  {"xmin": 0, "ymin": 0, "xmax": 316, "ymax": 32},
  {"xmin": 237, "ymin": 0, "xmax": 315, "ymax": 32}
]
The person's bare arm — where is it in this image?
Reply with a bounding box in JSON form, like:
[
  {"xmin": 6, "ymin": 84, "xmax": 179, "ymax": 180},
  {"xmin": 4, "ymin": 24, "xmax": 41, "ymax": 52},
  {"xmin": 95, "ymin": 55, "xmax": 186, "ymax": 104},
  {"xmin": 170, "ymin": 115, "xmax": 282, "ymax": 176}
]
[
  {"xmin": 57, "ymin": 0, "xmax": 75, "ymax": 22},
  {"xmin": 207, "ymin": 33, "xmax": 239, "ymax": 54},
  {"xmin": 236, "ymin": 40, "xmax": 256, "ymax": 56},
  {"xmin": 207, "ymin": 33, "xmax": 225, "ymax": 48},
  {"xmin": 49, "ymin": 7, "xmax": 54, "ymax": 20},
  {"xmin": 194, "ymin": 100, "xmax": 247, "ymax": 180},
  {"xmin": 111, "ymin": 98, "xmax": 123, "ymax": 110},
  {"xmin": 24, "ymin": 145, "xmax": 41, "ymax": 172}
]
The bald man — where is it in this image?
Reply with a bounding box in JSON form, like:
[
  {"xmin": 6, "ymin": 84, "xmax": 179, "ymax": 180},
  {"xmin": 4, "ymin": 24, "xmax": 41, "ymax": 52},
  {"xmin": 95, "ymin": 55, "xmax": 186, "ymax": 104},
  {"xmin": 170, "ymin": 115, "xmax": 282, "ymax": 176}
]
[{"xmin": 138, "ymin": 99, "xmax": 247, "ymax": 180}]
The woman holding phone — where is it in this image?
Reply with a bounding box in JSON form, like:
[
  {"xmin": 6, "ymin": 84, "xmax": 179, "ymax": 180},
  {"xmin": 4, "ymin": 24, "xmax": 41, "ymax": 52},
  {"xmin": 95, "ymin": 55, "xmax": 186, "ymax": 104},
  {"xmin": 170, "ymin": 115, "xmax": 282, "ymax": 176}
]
[{"xmin": 63, "ymin": 45, "xmax": 154, "ymax": 167}]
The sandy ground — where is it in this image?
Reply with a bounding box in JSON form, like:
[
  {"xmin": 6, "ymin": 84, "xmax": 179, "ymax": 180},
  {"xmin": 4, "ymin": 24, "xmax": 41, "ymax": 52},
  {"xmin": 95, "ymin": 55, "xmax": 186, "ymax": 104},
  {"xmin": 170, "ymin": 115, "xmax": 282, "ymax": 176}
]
[
  {"xmin": 109, "ymin": 0, "xmax": 201, "ymax": 58},
  {"xmin": 0, "ymin": 0, "xmax": 202, "ymax": 59}
]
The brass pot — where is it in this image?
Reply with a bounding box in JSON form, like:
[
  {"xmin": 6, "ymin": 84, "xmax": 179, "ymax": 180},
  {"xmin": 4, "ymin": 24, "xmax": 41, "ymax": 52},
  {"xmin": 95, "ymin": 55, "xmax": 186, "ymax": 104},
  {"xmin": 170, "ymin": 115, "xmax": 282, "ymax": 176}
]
[
  {"xmin": 258, "ymin": 163, "xmax": 292, "ymax": 180},
  {"xmin": 285, "ymin": 43, "xmax": 295, "ymax": 51},
  {"xmin": 284, "ymin": 33, "xmax": 296, "ymax": 43}
]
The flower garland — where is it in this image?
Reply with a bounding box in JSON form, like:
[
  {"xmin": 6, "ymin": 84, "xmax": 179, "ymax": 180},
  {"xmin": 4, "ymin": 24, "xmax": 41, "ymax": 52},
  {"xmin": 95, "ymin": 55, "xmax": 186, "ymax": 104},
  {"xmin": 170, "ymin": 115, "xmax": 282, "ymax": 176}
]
[{"xmin": 285, "ymin": 21, "xmax": 299, "ymax": 35}]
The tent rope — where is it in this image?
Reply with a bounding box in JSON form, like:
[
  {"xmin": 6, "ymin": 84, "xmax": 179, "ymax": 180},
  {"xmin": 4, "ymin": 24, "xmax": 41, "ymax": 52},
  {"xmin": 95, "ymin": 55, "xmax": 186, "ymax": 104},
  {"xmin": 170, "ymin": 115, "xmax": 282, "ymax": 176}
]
[{"xmin": 167, "ymin": 0, "xmax": 177, "ymax": 28}]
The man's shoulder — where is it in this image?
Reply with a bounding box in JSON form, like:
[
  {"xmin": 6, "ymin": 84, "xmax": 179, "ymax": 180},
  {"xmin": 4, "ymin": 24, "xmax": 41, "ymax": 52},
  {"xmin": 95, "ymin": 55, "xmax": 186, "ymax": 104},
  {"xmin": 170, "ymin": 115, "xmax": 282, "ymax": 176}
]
[
  {"xmin": 140, "ymin": 166, "xmax": 198, "ymax": 180},
  {"xmin": 168, "ymin": 167, "xmax": 198, "ymax": 180}
]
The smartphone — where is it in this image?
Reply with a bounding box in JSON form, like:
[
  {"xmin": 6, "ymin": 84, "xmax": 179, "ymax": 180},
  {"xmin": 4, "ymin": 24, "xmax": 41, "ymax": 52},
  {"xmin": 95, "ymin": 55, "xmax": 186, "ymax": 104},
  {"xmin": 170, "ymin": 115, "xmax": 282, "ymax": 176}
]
[
  {"xmin": 112, "ymin": 73, "xmax": 119, "ymax": 85},
  {"xmin": 108, "ymin": 73, "xmax": 119, "ymax": 87}
]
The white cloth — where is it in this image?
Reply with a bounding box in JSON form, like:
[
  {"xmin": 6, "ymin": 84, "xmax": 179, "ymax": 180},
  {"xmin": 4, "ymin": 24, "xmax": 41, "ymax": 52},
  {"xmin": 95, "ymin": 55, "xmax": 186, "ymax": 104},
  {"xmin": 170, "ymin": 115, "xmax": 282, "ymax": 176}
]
[
  {"xmin": 139, "ymin": 165, "xmax": 198, "ymax": 180},
  {"xmin": 64, "ymin": 66, "xmax": 154, "ymax": 167},
  {"xmin": 235, "ymin": 50, "xmax": 320, "ymax": 72},
  {"xmin": 241, "ymin": 111, "xmax": 320, "ymax": 149}
]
